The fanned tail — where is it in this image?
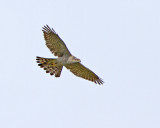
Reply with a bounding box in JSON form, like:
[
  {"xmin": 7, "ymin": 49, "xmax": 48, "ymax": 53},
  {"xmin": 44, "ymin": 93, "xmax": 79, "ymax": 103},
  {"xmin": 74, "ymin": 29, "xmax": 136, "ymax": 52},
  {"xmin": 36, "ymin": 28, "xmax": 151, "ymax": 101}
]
[{"xmin": 36, "ymin": 56, "xmax": 63, "ymax": 77}]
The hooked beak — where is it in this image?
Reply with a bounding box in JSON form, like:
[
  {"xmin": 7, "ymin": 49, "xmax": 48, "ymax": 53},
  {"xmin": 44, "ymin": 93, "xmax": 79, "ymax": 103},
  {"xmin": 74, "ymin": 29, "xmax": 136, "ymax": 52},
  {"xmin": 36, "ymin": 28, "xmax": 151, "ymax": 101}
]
[{"xmin": 74, "ymin": 57, "xmax": 81, "ymax": 62}]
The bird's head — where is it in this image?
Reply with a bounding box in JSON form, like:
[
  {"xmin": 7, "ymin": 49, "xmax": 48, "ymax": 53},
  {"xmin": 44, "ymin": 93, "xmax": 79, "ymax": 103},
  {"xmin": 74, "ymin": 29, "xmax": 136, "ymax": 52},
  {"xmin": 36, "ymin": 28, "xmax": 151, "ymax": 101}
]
[{"xmin": 67, "ymin": 56, "xmax": 81, "ymax": 63}]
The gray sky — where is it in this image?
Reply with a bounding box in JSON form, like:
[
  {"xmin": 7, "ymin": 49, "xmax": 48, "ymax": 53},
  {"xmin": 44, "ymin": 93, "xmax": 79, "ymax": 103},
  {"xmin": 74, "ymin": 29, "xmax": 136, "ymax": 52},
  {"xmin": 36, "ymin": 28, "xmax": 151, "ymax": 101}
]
[{"xmin": 0, "ymin": 0, "xmax": 160, "ymax": 128}]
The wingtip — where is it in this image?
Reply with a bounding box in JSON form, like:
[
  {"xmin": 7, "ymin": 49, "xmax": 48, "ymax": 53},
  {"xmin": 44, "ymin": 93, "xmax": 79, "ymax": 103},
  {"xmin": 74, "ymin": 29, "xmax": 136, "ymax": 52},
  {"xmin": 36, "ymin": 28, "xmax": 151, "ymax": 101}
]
[
  {"xmin": 42, "ymin": 24, "xmax": 56, "ymax": 33},
  {"xmin": 95, "ymin": 78, "xmax": 104, "ymax": 85}
]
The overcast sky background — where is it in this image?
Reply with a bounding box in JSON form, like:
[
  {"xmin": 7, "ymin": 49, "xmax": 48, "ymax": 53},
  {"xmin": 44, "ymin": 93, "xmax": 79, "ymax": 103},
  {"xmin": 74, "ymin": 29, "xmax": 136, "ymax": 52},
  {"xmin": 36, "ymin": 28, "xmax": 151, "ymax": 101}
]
[{"xmin": 0, "ymin": 0, "xmax": 160, "ymax": 128}]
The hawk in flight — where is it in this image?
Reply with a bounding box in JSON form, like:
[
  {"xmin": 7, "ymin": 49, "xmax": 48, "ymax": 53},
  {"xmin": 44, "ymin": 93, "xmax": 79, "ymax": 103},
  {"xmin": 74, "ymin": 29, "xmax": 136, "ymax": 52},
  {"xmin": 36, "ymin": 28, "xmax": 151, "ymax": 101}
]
[{"xmin": 36, "ymin": 25, "xmax": 103, "ymax": 85}]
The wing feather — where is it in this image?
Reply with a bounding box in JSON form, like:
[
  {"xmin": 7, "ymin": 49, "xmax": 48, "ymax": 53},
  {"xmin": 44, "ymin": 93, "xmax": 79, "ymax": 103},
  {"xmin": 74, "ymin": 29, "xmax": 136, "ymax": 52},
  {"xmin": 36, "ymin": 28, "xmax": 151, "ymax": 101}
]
[
  {"xmin": 42, "ymin": 25, "xmax": 71, "ymax": 57},
  {"xmin": 65, "ymin": 63, "xmax": 104, "ymax": 85}
]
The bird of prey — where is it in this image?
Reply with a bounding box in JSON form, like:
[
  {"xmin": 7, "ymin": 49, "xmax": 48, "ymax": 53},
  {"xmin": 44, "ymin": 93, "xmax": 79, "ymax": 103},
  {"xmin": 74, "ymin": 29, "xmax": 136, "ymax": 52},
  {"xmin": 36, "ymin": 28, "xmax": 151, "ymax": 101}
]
[{"xmin": 36, "ymin": 25, "xmax": 104, "ymax": 85}]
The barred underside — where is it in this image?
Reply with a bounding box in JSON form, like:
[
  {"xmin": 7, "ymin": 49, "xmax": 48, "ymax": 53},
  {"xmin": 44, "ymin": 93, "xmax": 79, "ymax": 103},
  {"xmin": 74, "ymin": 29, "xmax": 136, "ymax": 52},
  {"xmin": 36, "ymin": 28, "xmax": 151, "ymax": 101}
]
[
  {"xmin": 65, "ymin": 63, "xmax": 104, "ymax": 85},
  {"xmin": 36, "ymin": 25, "xmax": 104, "ymax": 85},
  {"xmin": 42, "ymin": 25, "xmax": 71, "ymax": 57},
  {"xmin": 36, "ymin": 56, "xmax": 63, "ymax": 77}
]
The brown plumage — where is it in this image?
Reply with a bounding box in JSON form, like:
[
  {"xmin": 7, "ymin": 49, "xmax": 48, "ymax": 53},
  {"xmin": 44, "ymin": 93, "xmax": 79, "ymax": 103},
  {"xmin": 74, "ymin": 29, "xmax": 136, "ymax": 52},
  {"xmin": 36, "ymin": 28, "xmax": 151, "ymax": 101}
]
[
  {"xmin": 65, "ymin": 63, "xmax": 104, "ymax": 84},
  {"xmin": 36, "ymin": 25, "xmax": 104, "ymax": 85}
]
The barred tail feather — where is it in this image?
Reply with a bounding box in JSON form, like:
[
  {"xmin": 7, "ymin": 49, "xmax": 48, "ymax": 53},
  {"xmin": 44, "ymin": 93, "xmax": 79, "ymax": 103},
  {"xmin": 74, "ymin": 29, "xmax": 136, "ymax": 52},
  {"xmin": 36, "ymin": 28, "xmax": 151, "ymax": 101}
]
[{"xmin": 36, "ymin": 56, "xmax": 63, "ymax": 77}]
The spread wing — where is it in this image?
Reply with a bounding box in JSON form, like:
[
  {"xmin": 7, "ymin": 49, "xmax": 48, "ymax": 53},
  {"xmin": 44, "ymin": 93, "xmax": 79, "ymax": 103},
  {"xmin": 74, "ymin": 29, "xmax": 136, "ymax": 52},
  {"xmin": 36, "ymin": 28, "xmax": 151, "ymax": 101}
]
[
  {"xmin": 42, "ymin": 25, "xmax": 71, "ymax": 57},
  {"xmin": 65, "ymin": 63, "xmax": 104, "ymax": 85}
]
